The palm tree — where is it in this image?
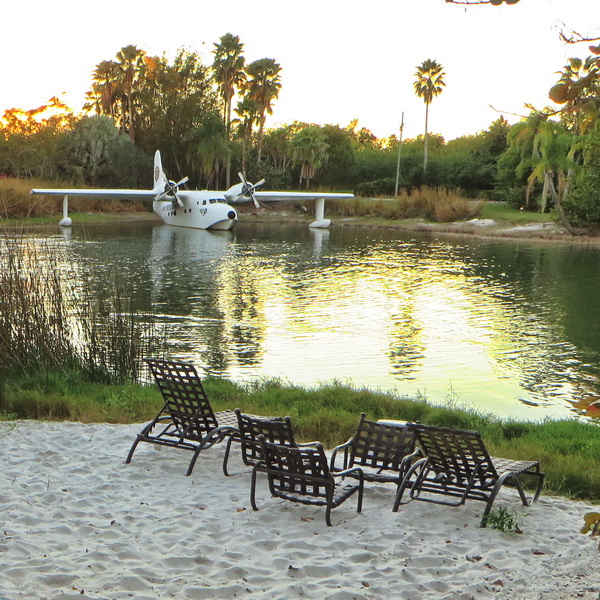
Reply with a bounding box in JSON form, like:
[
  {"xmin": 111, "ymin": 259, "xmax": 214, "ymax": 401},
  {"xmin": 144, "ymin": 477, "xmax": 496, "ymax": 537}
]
[
  {"xmin": 263, "ymin": 125, "xmax": 293, "ymax": 172},
  {"xmin": 212, "ymin": 33, "xmax": 246, "ymax": 187},
  {"xmin": 115, "ymin": 45, "xmax": 146, "ymax": 143},
  {"xmin": 212, "ymin": 34, "xmax": 246, "ymax": 134},
  {"xmin": 526, "ymin": 120, "xmax": 573, "ymax": 214},
  {"xmin": 234, "ymin": 96, "xmax": 261, "ymax": 173},
  {"xmin": 68, "ymin": 115, "xmax": 120, "ymax": 185},
  {"xmin": 413, "ymin": 59, "xmax": 446, "ymax": 172},
  {"xmin": 290, "ymin": 127, "xmax": 329, "ymax": 189},
  {"xmin": 185, "ymin": 113, "xmax": 229, "ymax": 189},
  {"xmin": 242, "ymin": 58, "xmax": 282, "ymax": 162},
  {"xmin": 84, "ymin": 60, "xmax": 121, "ymax": 120}
]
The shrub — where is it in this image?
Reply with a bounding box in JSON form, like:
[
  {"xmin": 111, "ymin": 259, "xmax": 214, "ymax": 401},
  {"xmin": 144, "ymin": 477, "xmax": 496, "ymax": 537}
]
[{"xmin": 329, "ymin": 187, "xmax": 484, "ymax": 222}]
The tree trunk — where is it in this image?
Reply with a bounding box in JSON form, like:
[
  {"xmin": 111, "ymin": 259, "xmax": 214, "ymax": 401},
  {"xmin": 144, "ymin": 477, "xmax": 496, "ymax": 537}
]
[
  {"xmin": 423, "ymin": 102, "xmax": 429, "ymax": 173},
  {"xmin": 127, "ymin": 93, "xmax": 135, "ymax": 144},
  {"xmin": 225, "ymin": 100, "xmax": 232, "ymax": 188}
]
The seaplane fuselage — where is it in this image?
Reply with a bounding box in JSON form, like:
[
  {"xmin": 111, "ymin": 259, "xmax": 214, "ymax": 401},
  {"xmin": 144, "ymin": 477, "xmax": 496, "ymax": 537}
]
[{"xmin": 155, "ymin": 193, "xmax": 237, "ymax": 231}]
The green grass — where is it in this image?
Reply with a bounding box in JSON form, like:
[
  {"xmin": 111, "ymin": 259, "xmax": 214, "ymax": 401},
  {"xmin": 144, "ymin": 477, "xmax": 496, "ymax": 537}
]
[
  {"xmin": 2, "ymin": 374, "xmax": 599, "ymax": 503},
  {"xmin": 485, "ymin": 506, "xmax": 522, "ymax": 533},
  {"xmin": 480, "ymin": 202, "xmax": 554, "ymax": 224}
]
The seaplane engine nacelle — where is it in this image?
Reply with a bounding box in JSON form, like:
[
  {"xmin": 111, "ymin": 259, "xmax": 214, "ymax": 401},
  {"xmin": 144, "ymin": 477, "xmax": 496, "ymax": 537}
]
[
  {"xmin": 164, "ymin": 181, "xmax": 179, "ymax": 196},
  {"xmin": 155, "ymin": 176, "xmax": 188, "ymax": 208},
  {"xmin": 224, "ymin": 173, "xmax": 266, "ymax": 208}
]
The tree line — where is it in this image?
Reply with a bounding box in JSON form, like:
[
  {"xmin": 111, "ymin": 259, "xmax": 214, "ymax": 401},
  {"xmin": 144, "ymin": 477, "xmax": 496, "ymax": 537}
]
[{"xmin": 1, "ymin": 33, "xmax": 599, "ymax": 229}]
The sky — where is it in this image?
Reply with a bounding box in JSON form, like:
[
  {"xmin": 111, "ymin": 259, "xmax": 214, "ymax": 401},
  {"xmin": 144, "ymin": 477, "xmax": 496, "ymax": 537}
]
[{"xmin": 3, "ymin": 0, "xmax": 598, "ymax": 142}]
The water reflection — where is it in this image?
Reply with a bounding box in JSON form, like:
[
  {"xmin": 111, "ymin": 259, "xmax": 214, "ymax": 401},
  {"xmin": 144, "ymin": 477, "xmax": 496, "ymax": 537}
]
[{"xmin": 25, "ymin": 222, "xmax": 600, "ymax": 421}]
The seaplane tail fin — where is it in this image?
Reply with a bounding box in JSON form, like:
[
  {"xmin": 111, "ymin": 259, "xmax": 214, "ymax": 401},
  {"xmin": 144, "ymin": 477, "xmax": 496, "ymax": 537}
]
[{"xmin": 152, "ymin": 150, "xmax": 165, "ymax": 194}]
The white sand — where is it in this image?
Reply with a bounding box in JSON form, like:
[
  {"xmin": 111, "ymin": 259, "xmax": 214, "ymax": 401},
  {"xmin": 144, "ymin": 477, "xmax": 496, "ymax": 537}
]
[{"xmin": 1, "ymin": 421, "xmax": 598, "ymax": 600}]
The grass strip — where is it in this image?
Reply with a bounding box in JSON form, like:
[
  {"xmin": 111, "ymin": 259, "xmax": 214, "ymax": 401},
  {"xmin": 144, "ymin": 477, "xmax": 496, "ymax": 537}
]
[{"xmin": 1, "ymin": 375, "xmax": 599, "ymax": 503}]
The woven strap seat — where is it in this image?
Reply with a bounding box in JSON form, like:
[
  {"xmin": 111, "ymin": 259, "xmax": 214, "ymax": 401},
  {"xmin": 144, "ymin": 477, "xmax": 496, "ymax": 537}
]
[
  {"xmin": 491, "ymin": 457, "xmax": 540, "ymax": 475},
  {"xmin": 276, "ymin": 483, "xmax": 361, "ymax": 508}
]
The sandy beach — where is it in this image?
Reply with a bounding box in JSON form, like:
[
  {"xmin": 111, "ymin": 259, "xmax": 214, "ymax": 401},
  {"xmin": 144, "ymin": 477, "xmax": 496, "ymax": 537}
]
[{"xmin": 1, "ymin": 420, "xmax": 598, "ymax": 600}]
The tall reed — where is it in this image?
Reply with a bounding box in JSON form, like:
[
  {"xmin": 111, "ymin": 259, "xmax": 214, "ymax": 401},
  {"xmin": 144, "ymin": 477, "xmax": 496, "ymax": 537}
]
[{"xmin": 0, "ymin": 234, "xmax": 165, "ymax": 386}]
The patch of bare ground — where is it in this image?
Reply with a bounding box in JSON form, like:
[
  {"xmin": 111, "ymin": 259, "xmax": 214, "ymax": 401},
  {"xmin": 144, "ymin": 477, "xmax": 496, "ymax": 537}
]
[{"xmin": 239, "ymin": 202, "xmax": 600, "ymax": 246}]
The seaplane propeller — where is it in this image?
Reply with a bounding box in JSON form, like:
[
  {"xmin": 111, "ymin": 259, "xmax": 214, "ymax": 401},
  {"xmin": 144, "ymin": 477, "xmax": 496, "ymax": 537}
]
[
  {"xmin": 155, "ymin": 172, "xmax": 189, "ymax": 208},
  {"xmin": 236, "ymin": 172, "xmax": 265, "ymax": 209}
]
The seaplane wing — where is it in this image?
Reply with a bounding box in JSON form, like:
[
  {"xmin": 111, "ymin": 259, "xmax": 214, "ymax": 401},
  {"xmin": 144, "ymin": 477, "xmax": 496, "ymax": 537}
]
[
  {"xmin": 255, "ymin": 191, "xmax": 354, "ymax": 228},
  {"xmin": 253, "ymin": 191, "xmax": 354, "ymax": 201},
  {"xmin": 223, "ymin": 172, "xmax": 354, "ymax": 228},
  {"xmin": 30, "ymin": 188, "xmax": 157, "ymax": 199}
]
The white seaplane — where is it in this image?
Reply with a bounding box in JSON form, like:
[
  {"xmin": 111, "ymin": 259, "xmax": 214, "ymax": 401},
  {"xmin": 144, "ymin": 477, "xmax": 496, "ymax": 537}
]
[{"xmin": 31, "ymin": 150, "xmax": 354, "ymax": 230}]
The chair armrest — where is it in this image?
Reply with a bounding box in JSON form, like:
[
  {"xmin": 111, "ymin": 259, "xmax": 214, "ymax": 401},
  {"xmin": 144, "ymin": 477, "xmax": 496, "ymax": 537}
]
[
  {"xmin": 405, "ymin": 448, "xmax": 424, "ymax": 461},
  {"xmin": 333, "ymin": 466, "xmax": 364, "ymax": 481},
  {"xmin": 298, "ymin": 441, "xmax": 320, "ymax": 447},
  {"xmin": 397, "ymin": 448, "xmax": 424, "ymax": 475},
  {"xmin": 330, "ymin": 439, "xmax": 355, "ymax": 471}
]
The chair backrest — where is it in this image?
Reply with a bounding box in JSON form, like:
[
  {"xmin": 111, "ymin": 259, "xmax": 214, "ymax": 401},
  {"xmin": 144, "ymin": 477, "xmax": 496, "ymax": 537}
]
[
  {"xmin": 259, "ymin": 436, "xmax": 331, "ymax": 500},
  {"xmin": 349, "ymin": 413, "xmax": 417, "ymax": 471},
  {"xmin": 410, "ymin": 423, "xmax": 497, "ymax": 481},
  {"xmin": 236, "ymin": 409, "xmax": 297, "ymax": 465},
  {"xmin": 145, "ymin": 359, "xmax": 218, "ymax": 434}
]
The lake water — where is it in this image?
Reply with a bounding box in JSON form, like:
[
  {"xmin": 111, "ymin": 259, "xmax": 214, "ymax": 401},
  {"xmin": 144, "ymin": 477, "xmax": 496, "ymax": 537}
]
[{"xmin": 32, "ymin": 221, "xmax": 600, "ymax": 421}]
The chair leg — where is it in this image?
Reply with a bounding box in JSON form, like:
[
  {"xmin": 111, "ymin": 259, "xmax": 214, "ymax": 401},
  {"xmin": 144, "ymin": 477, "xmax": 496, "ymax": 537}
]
[
  {"xmin": 186, "ymin": 446, "xmax": 203, "ymax": 477},
  {"xmin": 393, "ymin": 460, "xmax": 424, "ymax": 511},
  {"xmin": 529, "ymin": 471, "xmax": 545, "ymax": 505},
  {"xmin": 480, "ymin": 472, "xmax": 525, "ymax": 528},
  {"xmin": 250, "ymin": 467, "xmax": 260, "ymax": 511},
  {"xmin": 187, "ymin": 430, "xmax": 235, "ymax": 476},
  {"xmin": 222, "ymin": 435, "xmax": 236, "ymax": 476},
  {"xmin": 125, "ymin": 436, "xmax": 141, "ymax": 465}
]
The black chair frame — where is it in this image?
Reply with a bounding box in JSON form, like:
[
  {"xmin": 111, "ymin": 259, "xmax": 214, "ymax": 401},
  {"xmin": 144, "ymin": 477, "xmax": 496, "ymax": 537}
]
[
  {"xmin": 251, "ymin": 435, "xmax": 364, "ymax": 526},
  {"xmin": 393, "ymin": 423, "xmax": 545, "ymax": 527},
  {"xmin": 222, "ymin": 409, "xmax": 300, "ymax": 476},
  {"xmin": 126, "ymin": 359, "xmax": 238, "ymax": 476},
  {"xmin": 330, "ymin": 413, "xmax": 420, "ymax": 490}
]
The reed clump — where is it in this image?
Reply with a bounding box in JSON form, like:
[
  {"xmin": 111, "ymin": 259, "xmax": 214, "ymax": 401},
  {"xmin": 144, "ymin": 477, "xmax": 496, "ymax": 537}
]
[
  {"xmin": 328, "ymin": 187, "xmax": 484, "ymax": 222},
  {"xmin": 0, "ymin": 235, "xmax": 165, "ymax": 388}
]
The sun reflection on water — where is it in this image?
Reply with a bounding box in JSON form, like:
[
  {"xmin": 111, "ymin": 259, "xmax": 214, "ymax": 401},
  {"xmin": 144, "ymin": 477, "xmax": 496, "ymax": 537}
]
[{"xmin": 23, "ymin": 223, "xmax": 600, "ymax": 422}]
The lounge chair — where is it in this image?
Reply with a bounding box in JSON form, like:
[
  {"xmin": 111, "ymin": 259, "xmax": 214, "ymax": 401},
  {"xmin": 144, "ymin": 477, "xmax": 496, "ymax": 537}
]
[
  {"xmin": 125, "ymin": 358, "xmax": 238, "ymax": 476},
  {"xmin": 222, "ymin": 409, "xmax": 300, "ymax": 476},
  {"xmin": 251, "ymin": 435, "xmax": 364, "ymax": 526},
  {"xmin": 393, "ymin": 423, "xmax": 545, "ymax": 527},
  {"xmin": 330, "ymin": 413, "xmax": 420, "ymax": 494}
]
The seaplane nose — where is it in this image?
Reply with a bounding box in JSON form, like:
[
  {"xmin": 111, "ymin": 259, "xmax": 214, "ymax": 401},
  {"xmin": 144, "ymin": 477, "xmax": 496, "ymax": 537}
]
[{"xmin": 228, "ymin": 210, "xmax": 236, "ymax": 220}]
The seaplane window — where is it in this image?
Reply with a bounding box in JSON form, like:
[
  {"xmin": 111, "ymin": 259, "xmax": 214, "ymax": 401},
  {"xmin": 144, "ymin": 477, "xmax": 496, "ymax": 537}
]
[
  {"xmin": 209, "ymin": 199, "xmax": 216, "ymax": 204},
  {"xmin": 202, "ymin": 200, "xmax": 207, "ymax": 206}
]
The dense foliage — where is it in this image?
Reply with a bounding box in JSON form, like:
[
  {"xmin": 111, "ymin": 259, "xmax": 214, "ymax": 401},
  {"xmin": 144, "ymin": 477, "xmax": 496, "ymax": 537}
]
[{"xmin": 1, "ymin": 34, "xmax": 600, "ymax": 228}]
